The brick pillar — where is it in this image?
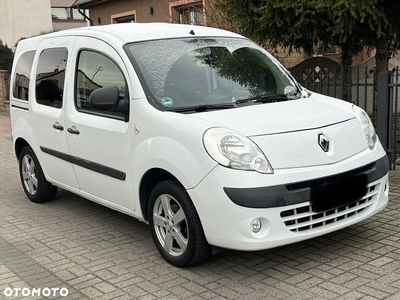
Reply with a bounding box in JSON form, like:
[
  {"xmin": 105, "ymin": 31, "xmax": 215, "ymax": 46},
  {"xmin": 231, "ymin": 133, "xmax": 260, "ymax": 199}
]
[{"xmin": 0, "ymin": 70, "xmax": 10, "ymax": 114}]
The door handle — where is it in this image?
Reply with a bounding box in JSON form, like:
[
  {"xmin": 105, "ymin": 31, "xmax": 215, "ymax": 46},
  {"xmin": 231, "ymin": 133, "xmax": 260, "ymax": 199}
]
[
  {"xmin": 67, "ymin": 126, "xmax": 80, "ymax": 135},
  {"xmin": 52, "ymin": 122, "xmax": 64, "ymax": 131}
]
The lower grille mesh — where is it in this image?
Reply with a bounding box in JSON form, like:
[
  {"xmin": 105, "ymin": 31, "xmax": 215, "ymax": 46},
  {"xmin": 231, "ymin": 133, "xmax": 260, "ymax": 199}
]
[{"xmin": 280, "ymin": 182, "xmax": 380, "ymax": 233}]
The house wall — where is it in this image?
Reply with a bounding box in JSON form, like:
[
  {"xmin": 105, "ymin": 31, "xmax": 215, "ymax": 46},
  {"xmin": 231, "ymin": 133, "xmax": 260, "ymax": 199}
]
[
  {"xmin": 268, "ymin": 47, "xmax": 311, "ymax": 69},
  {"xmin": 88, "ymin": 0, "xmax": 171, "ymax": 25},
  {"xmin": 0, "ymin": 0, "xmax": 53, "ymax": 48},
  {"xmin": 52, "ymin": 21, "xmax": 88, "ymax": 31},
  {"xmin": 51, "ymin": 0, "xmax": 74, "ymax": 6},
  {"xmin": 51, "ymin": 0, "xmax": 88, "ymax": 31}
]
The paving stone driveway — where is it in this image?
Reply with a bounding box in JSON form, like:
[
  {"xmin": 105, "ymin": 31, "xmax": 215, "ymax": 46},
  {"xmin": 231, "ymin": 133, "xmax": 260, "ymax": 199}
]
[{"xmin": 0, "ymin": 113, "xmax": 399, "ymax": 300}]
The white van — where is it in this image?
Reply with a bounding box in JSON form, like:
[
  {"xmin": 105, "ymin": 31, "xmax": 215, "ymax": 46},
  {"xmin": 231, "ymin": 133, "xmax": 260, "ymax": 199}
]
[{"xmin": 10, "ymin": 23, "xmax": 389, "ymax": 267}]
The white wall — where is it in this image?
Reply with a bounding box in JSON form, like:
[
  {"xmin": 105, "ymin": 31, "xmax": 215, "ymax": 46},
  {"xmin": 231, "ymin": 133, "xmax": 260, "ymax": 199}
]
[
  {"xmin": 51, "ymin": 0, "xmax": 76, "ymax": 6},
  {"xmin": 0, "ymin": 0, "xmax": 53, "ymax": 49}
]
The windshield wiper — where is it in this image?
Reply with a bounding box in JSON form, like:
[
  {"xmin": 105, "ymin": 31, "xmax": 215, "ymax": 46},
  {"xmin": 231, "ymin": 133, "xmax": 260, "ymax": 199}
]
[
  {"xmin": 235, "ymin": 95, "xmax": 289, "ymax": 105},
  {"xmin": 168, "ymin": 103, "xmax": 236, "ymax": 113}
]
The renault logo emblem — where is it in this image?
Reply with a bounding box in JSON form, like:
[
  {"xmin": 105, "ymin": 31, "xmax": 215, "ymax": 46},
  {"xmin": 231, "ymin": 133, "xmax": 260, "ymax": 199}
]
[{"xmin": 318, "ymin": 134, "xmax": 330, "ymax": 152}]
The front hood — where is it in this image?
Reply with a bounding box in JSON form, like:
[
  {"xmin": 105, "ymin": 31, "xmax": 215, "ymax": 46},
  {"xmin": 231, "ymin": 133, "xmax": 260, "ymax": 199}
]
[
  {"xmin": 175, "ymin": 93, "xmax": 369, "ymax": 169},
  {"xmin": 185, "ymin": 93, "xmax": 355, "ymax": 136}
]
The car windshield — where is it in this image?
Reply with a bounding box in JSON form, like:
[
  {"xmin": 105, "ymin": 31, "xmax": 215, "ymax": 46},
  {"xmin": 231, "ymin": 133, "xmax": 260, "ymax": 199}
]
[{"xmin": 125, "ymin": 37, "xmax": 301, "ymax": 111}]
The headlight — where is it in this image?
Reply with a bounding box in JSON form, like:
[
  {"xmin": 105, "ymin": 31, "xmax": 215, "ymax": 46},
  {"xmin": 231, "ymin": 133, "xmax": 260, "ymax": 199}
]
[
  {"xmin": 353, "ymin": 106, "xmax": 377, "ymax": 149},
  {"xmin": 203, "ymin": 127, "xmax": 273, "ymax": 174}
]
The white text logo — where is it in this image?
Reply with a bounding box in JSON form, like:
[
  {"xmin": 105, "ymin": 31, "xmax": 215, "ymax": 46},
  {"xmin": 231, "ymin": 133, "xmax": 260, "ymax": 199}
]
[{"xmin": 3, "ymin": 287, "xmax": 69, "ymax": 297}]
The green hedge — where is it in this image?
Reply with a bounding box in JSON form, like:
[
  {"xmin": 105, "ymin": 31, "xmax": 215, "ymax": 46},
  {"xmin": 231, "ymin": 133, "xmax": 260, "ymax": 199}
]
[{"xmin": 0, "ymin": 40, "xmax": 14, "ymax": 72}]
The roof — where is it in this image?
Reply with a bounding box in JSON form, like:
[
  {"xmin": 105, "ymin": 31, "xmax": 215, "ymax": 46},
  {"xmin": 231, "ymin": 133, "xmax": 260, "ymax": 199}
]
[
  {"xmin": 71, "ymin": 0, "xmax": 114, "ymax": 9},
  {"xmin": 15, "ymin": 23, "xmax": 244, "ymax": 52},
  {"xmin": 79, "ymin": 23, "xmax": 243, "ymax": 43}
]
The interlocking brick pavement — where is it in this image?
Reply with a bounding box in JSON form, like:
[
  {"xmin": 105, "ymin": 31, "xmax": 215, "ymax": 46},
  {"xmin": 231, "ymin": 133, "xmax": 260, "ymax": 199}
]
[
  {"xmin": 0, "ymin": 113, "xmax": 11, "ymax": 141},
  {"xmin": 0, "ymin": 112, "xmax": 400, "ymax": 300}
]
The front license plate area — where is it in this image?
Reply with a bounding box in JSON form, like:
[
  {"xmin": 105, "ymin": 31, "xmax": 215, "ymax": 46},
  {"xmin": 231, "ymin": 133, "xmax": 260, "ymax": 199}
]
[{"xmin": 311, "ymin": 175, "xmax": 368, "ymax": 212}]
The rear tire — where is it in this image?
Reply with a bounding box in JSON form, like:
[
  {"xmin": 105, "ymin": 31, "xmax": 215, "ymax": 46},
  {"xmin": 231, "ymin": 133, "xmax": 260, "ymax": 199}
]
[
  {"xmin": 19, "ymin": 146, "xmax": 58, "ymax": 203},
  {"xmin": 148, "ymin": 179, "xmax": 211, "ymax": 267}
]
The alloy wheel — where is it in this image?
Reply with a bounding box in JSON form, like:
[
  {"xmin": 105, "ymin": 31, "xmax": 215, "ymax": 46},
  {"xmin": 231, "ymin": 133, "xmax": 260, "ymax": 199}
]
[
  {"xmin": 21, "ymin": 154, "xmax": 38, "ymax": 196},
  {"xmin": 152, "ymin": 194, "xmax": 188, "ymax": 256}
]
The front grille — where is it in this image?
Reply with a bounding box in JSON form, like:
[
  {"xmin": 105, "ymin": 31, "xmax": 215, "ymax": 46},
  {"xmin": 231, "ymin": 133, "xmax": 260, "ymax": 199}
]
[
  {"xmin": 281, "ymin": 182, "xmax": 380, "ymax": 233},
  {"xmin": 286, "ymin": 162, "xmax": 375, "ymax": 191}
]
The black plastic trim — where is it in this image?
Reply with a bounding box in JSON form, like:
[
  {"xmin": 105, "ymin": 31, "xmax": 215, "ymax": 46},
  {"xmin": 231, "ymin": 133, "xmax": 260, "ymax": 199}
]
[
  {"xmin": 224, "ymin": 155, "xmax": 389, "ymax": 209},
  {"xmin": 11, "ymin": 105, "xmax": 29, "ymax": 111},
  {"xmin": 40, "ymin": 147, "xmax": 126, "ymax": 181}
]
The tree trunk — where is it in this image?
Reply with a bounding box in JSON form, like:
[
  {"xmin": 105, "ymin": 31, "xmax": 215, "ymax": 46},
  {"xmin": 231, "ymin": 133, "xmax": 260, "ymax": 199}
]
[
  {"xmin": 340, "ymin": 44, "xmax": 353, "ymax": 102},
  {"xmin": 373, "ymin": 36, "xmax": 391, "ymax": 125},
  {"xmin": 375, "ymin": 36, "xmax": 391, "ymax": 81}
]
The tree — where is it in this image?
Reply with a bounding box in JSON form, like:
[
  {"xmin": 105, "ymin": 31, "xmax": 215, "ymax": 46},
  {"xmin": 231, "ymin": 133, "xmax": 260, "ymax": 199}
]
[
  {"xmin": 0, "ymin": 40, "xmax": 14, "ymax": 72},
  {"xmin": 216, "ymin": 0, "xmax": 400, "ymax": 98},
  {"xmin": 326, "ymin": 0, "xmax": 400, "ymax": 81}
]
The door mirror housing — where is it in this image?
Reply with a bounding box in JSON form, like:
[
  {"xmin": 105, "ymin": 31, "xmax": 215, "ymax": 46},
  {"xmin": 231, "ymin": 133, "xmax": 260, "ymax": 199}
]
[
  {"xmin": 89, "ymin": 86, "xmax": 129, "ymax": 122},
  {"xmin": 89, "ymin": 86, "xmax": 119, "ymax": 111}
]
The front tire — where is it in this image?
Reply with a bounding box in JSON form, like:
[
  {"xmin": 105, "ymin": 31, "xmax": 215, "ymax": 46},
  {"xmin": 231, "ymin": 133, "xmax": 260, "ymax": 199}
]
[
  {"xmin": 19, "ymin": 146, "xmax": 58, "ymax": 203},
  {"xmin": 148, "ymin": 179, "xmax": 211, "ymax": 267}
]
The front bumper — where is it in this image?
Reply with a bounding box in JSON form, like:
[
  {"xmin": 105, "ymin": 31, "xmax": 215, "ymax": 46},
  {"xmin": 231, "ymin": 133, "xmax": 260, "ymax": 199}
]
[
  {"xmin": 224, "ymin": 155, "xmax": 388, "ymax": 209},
  {"xmin": 188, "ymin": 151, "xmax": 389, "ymax": 251}
]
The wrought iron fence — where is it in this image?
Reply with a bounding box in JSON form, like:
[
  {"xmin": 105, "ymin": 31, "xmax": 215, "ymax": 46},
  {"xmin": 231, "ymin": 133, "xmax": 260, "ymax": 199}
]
[
  {"xmin": 385, "ymin": 68, "xmax": 400, "ymax": 169},
  {"xmin": 289, "ymin": 64, "xmax": 377, "ymax": 121}
]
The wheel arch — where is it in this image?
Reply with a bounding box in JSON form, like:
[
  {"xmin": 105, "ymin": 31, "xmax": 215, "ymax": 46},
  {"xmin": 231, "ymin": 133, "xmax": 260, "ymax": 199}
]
[
  {"xmin": 139, "ymin": 168, "xmax": 181, "ymax": 221},
  {"xmin": 14, "ymin": 137, "xmax": 31, "ymax": 160}
]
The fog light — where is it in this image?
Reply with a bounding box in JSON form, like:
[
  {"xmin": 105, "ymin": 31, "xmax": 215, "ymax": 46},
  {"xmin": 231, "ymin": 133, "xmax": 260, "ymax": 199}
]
[{"xmin": 251, "ymin": 219, "xmax": 262, "ymax": 233}]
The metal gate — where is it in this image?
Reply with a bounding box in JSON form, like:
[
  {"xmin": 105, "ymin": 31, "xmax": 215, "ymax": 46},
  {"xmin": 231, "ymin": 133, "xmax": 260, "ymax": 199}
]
[
  {"xmin": 377, "ymin": 68, "xmax": 400, "ymax": 169},
  {"xmin": 289, "ymin": 57, "xmax": 377, "ymax": 121}
]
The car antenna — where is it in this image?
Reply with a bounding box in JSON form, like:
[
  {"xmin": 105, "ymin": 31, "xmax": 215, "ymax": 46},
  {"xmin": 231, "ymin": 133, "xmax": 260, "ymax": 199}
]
[{"xmin": 189, "ymin": 30, "xmax": 195, "ymax": 35}]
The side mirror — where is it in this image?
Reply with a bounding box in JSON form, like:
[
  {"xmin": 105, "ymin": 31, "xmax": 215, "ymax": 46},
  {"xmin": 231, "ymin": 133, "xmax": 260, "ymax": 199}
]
[
  {"xmin": 89, "ymin": 86, "xmax": 119, "ymax": 111},
  {"xmin": 89, "ymin": 86, "xmax": 130, "ymax": 122}
]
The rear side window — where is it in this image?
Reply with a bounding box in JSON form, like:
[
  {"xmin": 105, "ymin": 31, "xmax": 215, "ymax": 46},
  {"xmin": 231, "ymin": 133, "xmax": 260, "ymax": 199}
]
[
  {"xmin": 13, "ymin": 51, "xmax": 35, "ymax": 101},
  {"xmin": 76, "ymin": 50, "xmax": 128, "ymax": 119},
  {"xmin": 35, "ymin": 48, "xmax": 68, "ymax": 108}
]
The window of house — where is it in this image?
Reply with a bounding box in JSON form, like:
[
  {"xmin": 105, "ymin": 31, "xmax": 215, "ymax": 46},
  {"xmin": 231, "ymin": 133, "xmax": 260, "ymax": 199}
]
[
  {"xmin": 35, "ymin": 48, "xmax": 68, "ymax": 108},
  {"xmin": 170, "ymin": 1, "xmax": 205, "ymax": 26},
  {"xmin": 72, "ymin": 8, "xmax": 84, "ymax": 20},
  {"xmin": 13, "ymin": 51, "xmax": 35, "ymax": 101},
  {"xmin": 76, "ymin": 50, "xmax": 128, "ymax": 120},
  {"xmin": 111, "ymin": 11, "xmax": 136, "ymax": 23},
  {"xmin": 51, "ymin": 7, "xmax": 84, "ymax": 20},
  {"xmin": 179, "ymin": 3, "xmax": 204, "ymax": 25},
  {"xmin": 317, "ymin": 43, "xmax": 338, "ymax": 55}
]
